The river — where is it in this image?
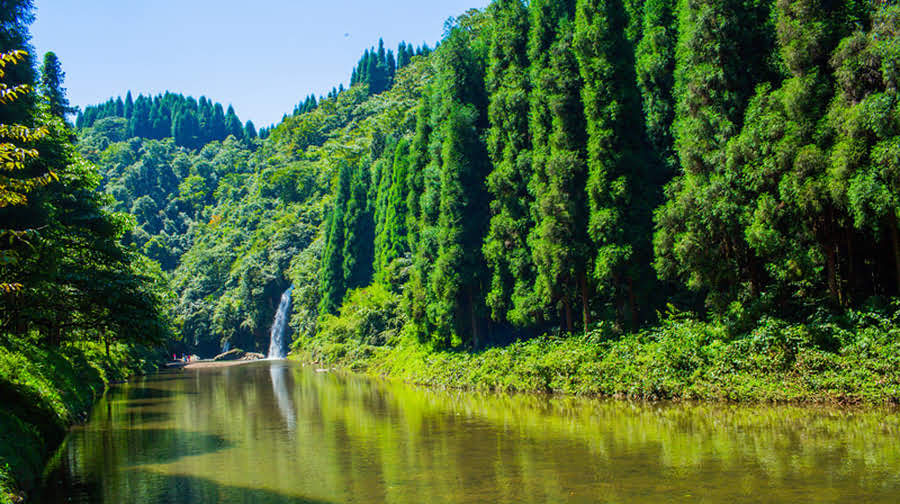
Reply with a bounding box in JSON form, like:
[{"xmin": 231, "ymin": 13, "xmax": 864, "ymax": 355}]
[{"xmin": 35, "ymin": 360, "xmax": 900, "ymax": 503}]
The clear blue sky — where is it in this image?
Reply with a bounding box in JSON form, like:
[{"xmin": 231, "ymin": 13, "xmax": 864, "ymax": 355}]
[{"xmin": 30, "ymin": 0, "xmax": 489, "ymax": 128}]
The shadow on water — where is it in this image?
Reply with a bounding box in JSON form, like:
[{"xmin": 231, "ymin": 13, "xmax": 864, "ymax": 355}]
[
  {"xmin": 117, "ymin": 387, "xmax": 179, "ymax": 401},
  {"xmin": 36, "ymin": 471, "xmax": 340, "ymax": 504}
]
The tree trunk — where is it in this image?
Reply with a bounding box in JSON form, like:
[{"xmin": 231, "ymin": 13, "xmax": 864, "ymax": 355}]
[
  {"xmin": 578, "ymin": 270, "xmax": 590, "ymax": 334},
  {"xmin": 563, "ymin": 296, "xmax": 574, "ymax": 334},
  {"xmin": 468, "ymin": 288, "xmax": 479, "ymax": 350},
  {"xmin": 889, "ymin": 214, "xmax": 900, "ymax": 295},
  {"xmin": 826, "ymin": 241, "xmax": 839, "ymax": 304},
  {"xmin": 627, "ymin": 276, "xmax": 638, "ymax": 330}
]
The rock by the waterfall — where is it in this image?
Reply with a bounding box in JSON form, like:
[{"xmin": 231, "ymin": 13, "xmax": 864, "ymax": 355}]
[
  {"xmin": 240, "ymin": 352, "xmax": 265, "ymax": 361},
  {"xmin": 213, "ymin": 349, "xmax": 246, "ymax": 361}
]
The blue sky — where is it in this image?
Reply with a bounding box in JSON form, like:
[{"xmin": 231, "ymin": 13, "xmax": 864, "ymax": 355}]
[{"xmin": 30, "ymin": 0, "xmax": 489, "ymax": 128}]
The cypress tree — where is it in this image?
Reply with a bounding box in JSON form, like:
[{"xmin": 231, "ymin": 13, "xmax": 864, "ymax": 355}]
[
  {"xmin": 124, "ymin": 90, "xmax": 133, "ymax": 119},
  {"xmin": 386, "ymin": 49, "xmax": 397, "ymax": 85},
  {"xmin": 129, "ymin": 95, "xmax": 152, "ymax": 138},
  {"xmin": 342, "ymin": 161, "xmax": 375, "ymax": 292},
  {"xmin": 482, "ymin": 0, "xmax": 537, "ymax": 326},
  {"xmin": 653, "ymin": 0, "xmax": 777, "ymax": 309},
  {"xmin": 426, "ymin": 26, "xmax": 490, "ymax": 348},
  {"xmin": 381, "ymin": 139, "xmax": 411, "ymax": 271},
  {"xmin": 635, "ymin": 0, "xmax": 677, "ymax": 173},
  {"xmin": 224, "ymin": 105, "xmax": 243, "ymax": 139},
  {"xmin": 405, "ymin": 89, "xmax": 434, "ymax": 252},
  {"xmin": 244, "ymin": 120, "xmax": 257, "ymax": 139},
  {"xmin": 319, "ymin": 162, "xmax": 352, "ymax": 315},
  {"xmin": 527, "ymin": 0, "xmax": 590, "ymax": 332},
  {"xmin": 575, "ymin": 0, "xmax": 655, "ymax": 327},
  {"xmin": 39, "ymin": 51, "xmax": 73, "ymax": 119}
]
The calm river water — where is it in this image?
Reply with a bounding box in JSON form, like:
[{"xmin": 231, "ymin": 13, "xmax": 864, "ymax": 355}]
[{"xmin": 35, "ymin": 360, "xmax": 900, "ymax": 503}]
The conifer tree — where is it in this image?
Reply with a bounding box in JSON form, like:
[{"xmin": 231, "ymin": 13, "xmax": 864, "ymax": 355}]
[
  {"xmin": 342, "ymin": 160, "xmax": 375, "ymax": 292},
  {"xmin": 527, "ymin": 0, "xmax": 590, "ymax": 332},
  {"xmin": 575, "ymin": 0, "xmax": 655, "ymax": 327},
  {"xmin": 653, "ymin": 0, "xmax": 777, "ymax": 309},
  {"xmin": 224, "ymin": 105, "xmax": 243, "ymax": 139},
  {"xmin": 634, "ymin": 0, "xmax": 676, "ymax": 172},
  {"xmin": 377, "ymin": 139, "xmax": 411, "ymax": 276},
  {"xmin": 319, "ymin": 162, "xmax": 352, "ymax": 315},
  {"xmin": 426, "ymin": 26, "xmax": 490, "ymax": 347},
  {"xmin": 124, "ymin": 90, "xmax": 133, "ymax": 119},
  {"xmin": 39, "ymin": 51, "xmax": 73, "ymax": 119},
  {"xmin": 482, "ymin": 0, "xmax": 537, "ymax": 326}
]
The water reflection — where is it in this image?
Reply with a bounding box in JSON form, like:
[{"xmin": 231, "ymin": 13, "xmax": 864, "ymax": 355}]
[
  {"xmin": 36, "ymin": 361, "xmax": 900, "ymax": 503},
  {"xmin": 270, "ymin": 362, "xmax": 297, "ymax": 432}
]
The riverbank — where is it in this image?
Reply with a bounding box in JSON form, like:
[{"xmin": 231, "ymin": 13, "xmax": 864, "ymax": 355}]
[
  {"xmin": 0, "ymin": 336, "xmax": 162, "ymax": 504},
  {"xmin": 291, "ymin": 307, "xmax": 900, "ymax": 405}
]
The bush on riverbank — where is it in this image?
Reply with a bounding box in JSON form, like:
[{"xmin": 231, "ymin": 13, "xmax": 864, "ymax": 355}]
[
  {"xmin": 293, "ymin": 300, "xmax": 900, "ymax": 405},
  {"xmin": 0, "ymin": 336, "xmax": 161, "ymax": 504}
]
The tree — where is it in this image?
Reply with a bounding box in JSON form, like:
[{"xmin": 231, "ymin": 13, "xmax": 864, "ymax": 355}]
[
  {"xmin": 634, "ymin": 0, "xmax": 676, "ymax": 173},
  {"xmin": 0, "ymin": 0, "xmax": 36, "ymax": 125},
  {"xmin": 319, "ymin": 161, "xmax": 352, "ymax": 315},
  {"xmin": 0, "ymin": 49, "xmax": 52, "ymax": 294},
  {"xmin": 377, "ymin": 139, "xmax": 411, "ymax": 276},
  {"xmin": 653, "ymin": 0, "xmax": 777, "ymax": 311},
  {"xmin": 425, "ymin": 24, "xmax": 491, "ymax": 348},
  {"xmin": 245, "ymin": 120, "xmax": 257, "ymax": 139},
  {"xmin": 482, "ymin": 0, "xmax": 537, "ymax": 326},
  {"xmin": 341, "ymin": 160, "xmax": 374, "ymax": 292},
  {"xmin": 575, "ymin": 0, "xmax": 656, "ymax": 327},
  {"xmin": 224, "ymin": 105, "xmax": 243, "ymax": 140},
  {"xmin": 527, "ymin": 0, "xmax": 591, "ymax": 332}
]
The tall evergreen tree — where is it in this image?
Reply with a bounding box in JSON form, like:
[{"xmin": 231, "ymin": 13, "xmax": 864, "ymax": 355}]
[
  {"xmin": 379, "ymin": 139, "xmax": 411, "ymax": 274},
  {"xmin": 124, "ymin": 90, "xmax": 133, "ymax": 119},
  {"xmin": 319, "ymin": 161, "xmax": 352, "ymax": 315},
  {"xmin": 527, "ymin": 0, "xmax": 591, "ymax": 332},
  {"xmin": 634, "ymin": 0, "xmax": 677, "ymax": 173},
  {"xmin": 39, "ymin": 51, "xmax": 73, "ymax": 119},
  {"xmin": 425, "ymin": 25, "xmax": 490, "ymax": 347},
  {"xmin": 575, "ymin": 0, "xmax": 655, "ymax": 327},
  {"xmin": 482, "ymin": 0, "xmax": 537, "ymax": 326},
  {"xmin": 653, "ymin": 0, "xmax": 777, "ymax": 309},
  {"xmin": 341, "ymin": 161, "xmax": 375, "ymax": 291}
]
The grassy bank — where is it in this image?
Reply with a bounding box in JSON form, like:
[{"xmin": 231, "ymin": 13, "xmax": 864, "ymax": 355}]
[
  {"xmin": 0, "ymin": 336, "xmax": 161, "ymax": 504},
  {"xmin": 292, "ymin": 304, "xmax": 900, "ymax": 405}
]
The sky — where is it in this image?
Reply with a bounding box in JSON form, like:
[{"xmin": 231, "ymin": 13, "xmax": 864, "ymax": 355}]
[{"xmin": 30, "ymin": 0, "xmax": 490, "ymax": 128}]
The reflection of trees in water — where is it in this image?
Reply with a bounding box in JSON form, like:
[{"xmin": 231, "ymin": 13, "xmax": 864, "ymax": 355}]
[
  {"xmin": 270, "ymin": 362, "xmax": 296, "ymax": 432},
  {"xmin": 39, "ymin": 363, "xmax": 900, "ymax": 504}
]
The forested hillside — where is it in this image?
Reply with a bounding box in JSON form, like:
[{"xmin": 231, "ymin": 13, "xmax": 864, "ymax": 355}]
[
  {"xmin": 6, "ymin": 0, "xmax": 900, "ymax": 501},
  {"xmin": 73, "ymin": 0, "xmax": 900, "ymax": 379}
]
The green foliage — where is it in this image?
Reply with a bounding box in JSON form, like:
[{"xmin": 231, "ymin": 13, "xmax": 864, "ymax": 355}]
[
  {"xmin": 483, "ymin": 0, "xmax": 537, "ymax": 326},
  {"xmin": 38, "ymin": 51, "xmax": 73, "ymax": 119},
  {"xmin": 527, "ymin": 2, "xmax": 592, "ymax": 332},
  {"xmin": 0, "ymin": 336, "xmax": 160, "ymax": 501}
]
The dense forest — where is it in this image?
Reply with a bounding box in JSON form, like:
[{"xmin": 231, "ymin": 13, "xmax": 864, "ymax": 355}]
[
  {"xmin": 4, "ymin": 0, "xmax": 900, "ymax": 499},
  {"xmin": 3, "ymin": 0, "xmax": 900, "ymax": 404},
  {"xmin": 56, "ymin": 0, "xmax": 900, "ymax": 361}
]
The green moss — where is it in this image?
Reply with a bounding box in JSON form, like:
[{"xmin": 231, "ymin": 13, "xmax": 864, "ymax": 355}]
[{"xmin": 0, "ymin": 336, "xmax": 161, "ymax": 503}]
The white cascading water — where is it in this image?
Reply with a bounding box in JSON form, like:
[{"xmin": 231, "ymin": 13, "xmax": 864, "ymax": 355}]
[{"xmin": 267, "ymin": 286, "xmax": 294, "ymax": 359}]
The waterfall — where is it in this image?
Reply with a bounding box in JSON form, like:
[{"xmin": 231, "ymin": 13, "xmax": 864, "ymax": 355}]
[{"xmin": 267, "ymin": 286, "xmax": 294, "ymax": 359}]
